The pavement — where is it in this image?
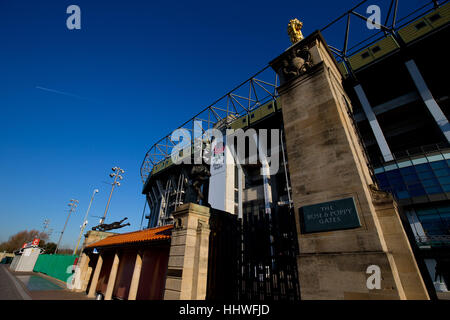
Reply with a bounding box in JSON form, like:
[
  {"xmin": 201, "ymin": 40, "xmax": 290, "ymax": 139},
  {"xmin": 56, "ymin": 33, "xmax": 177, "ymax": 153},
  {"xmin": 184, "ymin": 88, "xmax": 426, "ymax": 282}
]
[
  {"xmin": 0, "ymin": 264, "xmax": 93, "ymax": 300},
  {"xmin": 1, "ymin": 264, "xmax": 449, "ymax": 301}
]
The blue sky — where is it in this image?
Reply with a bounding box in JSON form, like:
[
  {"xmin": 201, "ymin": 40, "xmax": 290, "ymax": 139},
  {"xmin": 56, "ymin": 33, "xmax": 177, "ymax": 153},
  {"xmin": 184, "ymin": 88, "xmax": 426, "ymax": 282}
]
[{"xmin": 0, "ymin": 0, "xmax": 425, "ymax": 249}]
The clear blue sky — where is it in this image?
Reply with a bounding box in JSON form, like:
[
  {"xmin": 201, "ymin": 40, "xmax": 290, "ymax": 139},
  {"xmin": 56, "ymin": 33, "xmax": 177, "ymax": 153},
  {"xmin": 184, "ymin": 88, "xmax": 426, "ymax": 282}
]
[{"xmin": 0, "ymin": 0, "xmax": 423, "ymax": 249}]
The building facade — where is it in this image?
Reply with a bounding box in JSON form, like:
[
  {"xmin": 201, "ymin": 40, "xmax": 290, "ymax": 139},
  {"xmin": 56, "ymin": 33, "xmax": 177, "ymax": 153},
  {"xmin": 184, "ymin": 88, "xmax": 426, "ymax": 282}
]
[{"xmin": 138, "ymin": 1, "xmax": 449, "ymax": 299}]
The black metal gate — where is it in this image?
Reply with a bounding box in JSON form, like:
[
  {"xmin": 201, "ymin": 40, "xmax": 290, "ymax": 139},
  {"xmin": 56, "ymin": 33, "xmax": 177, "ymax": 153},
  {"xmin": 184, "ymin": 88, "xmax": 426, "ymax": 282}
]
[
  {"xmin": 206, "ymin": 208, "xmax": 241, "ymax": 300},
  {"xmin": 206, "ymin": 205, "xmax": 300, "ymax": 301}
]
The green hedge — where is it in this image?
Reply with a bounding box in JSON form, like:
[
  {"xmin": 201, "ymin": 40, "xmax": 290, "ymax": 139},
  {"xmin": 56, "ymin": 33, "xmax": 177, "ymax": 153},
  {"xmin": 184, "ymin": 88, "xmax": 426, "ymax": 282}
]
[{"xmin": 33, "ymin": 254, "xmax": 78, "ymax": 283}]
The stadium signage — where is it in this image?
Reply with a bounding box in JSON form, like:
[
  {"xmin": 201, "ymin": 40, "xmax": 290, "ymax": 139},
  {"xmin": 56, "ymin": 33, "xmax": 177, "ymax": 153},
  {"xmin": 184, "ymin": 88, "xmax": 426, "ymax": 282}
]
[{"xmin": 299, "ymin": 197, "xmax": 361, "ymax": 233}]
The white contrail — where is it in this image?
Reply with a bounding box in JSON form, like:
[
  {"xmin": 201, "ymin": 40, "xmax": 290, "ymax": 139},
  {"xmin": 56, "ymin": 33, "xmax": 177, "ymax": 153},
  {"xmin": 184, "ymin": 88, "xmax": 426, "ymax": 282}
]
[{"xmin": 35, "ymin": 86, "xmax": 86, "ymax": 100}]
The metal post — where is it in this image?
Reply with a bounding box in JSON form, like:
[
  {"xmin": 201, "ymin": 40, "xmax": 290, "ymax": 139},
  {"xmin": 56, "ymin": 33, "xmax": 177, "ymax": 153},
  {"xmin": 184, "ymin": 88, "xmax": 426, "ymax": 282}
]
[
  {"xmin": 55, "ymin": 199, "xmax": 78, "ymax": 254},
  {"xmin": 73, "ymin": 189, "xmax": 98, "ymax": 255}
]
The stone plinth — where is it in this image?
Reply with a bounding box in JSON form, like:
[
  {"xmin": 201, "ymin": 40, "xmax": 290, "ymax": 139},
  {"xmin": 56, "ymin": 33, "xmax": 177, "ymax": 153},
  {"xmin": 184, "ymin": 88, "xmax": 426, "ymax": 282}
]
[
  {"xmin": 270, "ymin": 31, "xmax": 429, "ymax": 300},
  {"xmin": 164, "ymin": 203, "xmax": 211, "ymax": 300}
]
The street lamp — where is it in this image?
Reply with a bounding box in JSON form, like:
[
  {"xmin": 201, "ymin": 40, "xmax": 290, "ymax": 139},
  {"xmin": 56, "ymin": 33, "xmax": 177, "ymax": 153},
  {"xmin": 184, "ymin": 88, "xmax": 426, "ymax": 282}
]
[
  {"xmin": 73, "ymin": 189, "xmax": 99, "ymax": 255},
  {"xmin": 55, "ymin": 199, "xmax": 79, "ymax": 255},
  {"xmin": 99, "ymin": 167, "xmax": 125, "ymax": 225}
]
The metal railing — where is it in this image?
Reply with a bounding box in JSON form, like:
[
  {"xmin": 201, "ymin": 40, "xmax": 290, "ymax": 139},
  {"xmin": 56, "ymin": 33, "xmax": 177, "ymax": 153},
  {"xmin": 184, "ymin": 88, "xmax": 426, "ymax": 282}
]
[
  {"xmin": 140, "ymin": 66, "xmax": 279, "ymax": 183},
  {"xmin": 321, "ymin": 0, "xmax": 447, "ymax": 62}
]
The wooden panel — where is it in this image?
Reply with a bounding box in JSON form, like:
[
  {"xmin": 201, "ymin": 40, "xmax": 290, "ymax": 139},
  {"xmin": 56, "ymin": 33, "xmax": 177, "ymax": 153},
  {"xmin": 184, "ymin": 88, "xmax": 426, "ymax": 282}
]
[
  {"xmin": 349, "ymin": 36, "xmax": 399, "ymax": 71},
  {"xmin": 249, "ymin": 101, "xmax": 276, "ymax": 124},
  {"xmin": 426, "ymin": 2, "xmax": 450, "ymax": 29},
  {"xmin": 397, "ymin": 3, "xmax": 450, "ymax": 45},
  {"xmin": 348, "ymin": 48, "xmax": 374, "ymax": 70},
  {"xmin": 369, "ymin": 36, "xmax": 400, "ymax": 60},
  {"xmin": 398, "ymin": 17, "xmax": 433, "ymax": 43},
  {"xmin": 230, "ymin": 115, "xmax": 248, "ymax": 130}
]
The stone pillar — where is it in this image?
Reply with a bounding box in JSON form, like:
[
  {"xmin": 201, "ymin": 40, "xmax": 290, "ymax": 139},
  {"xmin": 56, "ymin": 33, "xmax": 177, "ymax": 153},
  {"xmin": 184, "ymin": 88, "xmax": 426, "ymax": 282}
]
[
  {"xmin": 128, "ymin": 251, "xmax": 143, "ymax": 300},
  {"xmin": 87, "ymin": 254, "xmax": 103, "ymax": 298},
  {"xmin": 72, "ymin": 253, "xmax": 90, "ymax": 292},
  {"xmin": 73, "ymin": 230, "xmax": 117, "ymax": 292},
  {"xmin": 164, "ymin": 203, "xmax": 211, "ymax": 300},
  {"xmin": 269, "ymin": 31, "xmax": 429, "ymax": 300},
  {"xmin": 104, "ymin": 251, "xmax": 120, "ymax": 300}
]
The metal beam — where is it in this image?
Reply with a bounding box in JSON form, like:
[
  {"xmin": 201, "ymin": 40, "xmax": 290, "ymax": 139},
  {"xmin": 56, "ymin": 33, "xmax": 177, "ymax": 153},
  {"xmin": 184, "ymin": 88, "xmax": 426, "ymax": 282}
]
[
  {"xmin": 354, "ymin": 84, "xmax": 394, "ymax": 162},
  {"xmin": 405, "ymin": 60, "xmax": 450, "ymax": 144}
]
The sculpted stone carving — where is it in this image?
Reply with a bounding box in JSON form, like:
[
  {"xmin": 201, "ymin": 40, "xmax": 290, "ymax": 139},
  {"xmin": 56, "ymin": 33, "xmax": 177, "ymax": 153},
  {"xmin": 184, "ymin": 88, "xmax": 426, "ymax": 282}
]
[
  {"xmin": 369, "ymin": 184, "xmax": 392, "ymax": 204},
  {"xmin": 92, "ymin": 217, "xmax": 131, "ymax": 231},
  {"xmin": 287, "ymin": 19, "xmax": 304, "ymax": 44},
  {"xmin": 280, "ymin": 47, "xmax": 313, "ymax": 83}
]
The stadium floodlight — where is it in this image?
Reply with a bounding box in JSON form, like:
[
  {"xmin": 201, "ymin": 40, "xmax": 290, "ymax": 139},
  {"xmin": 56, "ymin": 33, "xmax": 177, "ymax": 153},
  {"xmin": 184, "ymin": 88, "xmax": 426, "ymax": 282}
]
[
  {"xmin": 73, "ymin": 189, "xmax": 99, "ymax": 255},
  {"xmin": 55, "ymin": 199, "xmax": 79, "ymax": 254},
  {"xmin": 100, "ymin": 166, "xmax": 125, "ymax": 224}
]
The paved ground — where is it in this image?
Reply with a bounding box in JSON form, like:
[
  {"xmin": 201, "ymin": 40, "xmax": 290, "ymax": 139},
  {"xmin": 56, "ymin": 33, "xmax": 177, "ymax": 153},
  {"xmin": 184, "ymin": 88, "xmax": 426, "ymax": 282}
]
[
  {"xmin": 0, "ymin": 264, "xmax": 31, "ymax": 300},
  {"xmin": 2, "ymin": 264, "xmax": 449, "ymax": 300},
  {"xmin": 0, "ymin": 264, "xmax": 92, "ymax": 300}
]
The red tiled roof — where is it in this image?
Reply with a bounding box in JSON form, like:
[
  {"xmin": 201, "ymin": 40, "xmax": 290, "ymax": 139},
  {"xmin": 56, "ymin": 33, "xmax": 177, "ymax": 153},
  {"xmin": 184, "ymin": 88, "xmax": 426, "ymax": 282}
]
[{"xmin": 86, "ymin": 224, "xmax": 173, "ymax": 248}]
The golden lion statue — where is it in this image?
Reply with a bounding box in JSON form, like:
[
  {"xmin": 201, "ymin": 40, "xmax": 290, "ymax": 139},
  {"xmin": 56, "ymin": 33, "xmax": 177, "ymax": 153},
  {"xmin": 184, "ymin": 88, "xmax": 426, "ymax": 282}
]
[{"xmin": 287, "ymin": 19, "xmax": 304, "ymax": 44}]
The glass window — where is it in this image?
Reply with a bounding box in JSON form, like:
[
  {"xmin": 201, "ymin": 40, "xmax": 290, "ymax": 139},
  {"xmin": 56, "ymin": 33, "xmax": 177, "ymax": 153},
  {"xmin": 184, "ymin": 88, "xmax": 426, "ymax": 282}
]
[
  {"xmin": 438, "ymin": 176, "xmax": 450, "ymax": 185},
  {"xmin": 442, "ymin": 184, "xmax": 450, "ymax": 192},
  {"xmin": 412, "ymin": 157, "xmax": 428, "ymax": 165},
  {"xmin": 422, "ymin": 177, "xmax": 440, "ymax": 187},
  {"xmin": 440, "ymin": 213, "xmax": 450, "ymax": 228},
  {"xmin": 424, "ymin": 186, "xmax": 443, "ymax": 194},
  {"xmin": 384, "ymin": 164, "xmax": 398, "ymax": 172},
  {"xmin": 374, "ymin": 167, "xmax": 385, "ymax": 174},
  {"xmin": 415, "ymin": 163, "xmax": 432, "ymax": 173},
  {"xmin": 417, "ymin": 208, "xmax": 438, "ymax": 216},
  {"xmin": 427, "ymin": 155, "xmax": 444, "ymax": 162},
  {"xmin": 384, "ymin": 163, "xmax": 398, "ymax": 171},
  {"xmin": 434, "ymin": 168, "xmax": 450, "ymax": 177},
  {"xmin": 400, "ymin": 167, "xmax": 415, "ymax": 175},
  {"xmin": 417, "ymin": 171, "xmax": 435, "ymax": 180},
  {"xmin": 422, "ymin": 225, "xmax": 446, "ymax": 236},
  {"xmin": 388, "ymin": 178, "xmax": 404, "ymax": 186},
  {"xmin": 430, "ymin": 160, "xmax": 447, "ymax": 169},
  {"xmin": 386, "ymin": 170, "xmax": 401, "ymax": 179},
  {"xmin": 398, "ymin": 160, "xmax": 413, "ymax": 168},
  {"xmin": 408, "ymin": 184, "xmax": 426, "ymax": 197},
  {"xmin": 376, "ymin": 173, "xmax": 389, "ymax": 185},
  {"xmin": 414, "ymin": 205, "xmax": 450, "ymax": 237},
  {"xmin": 397, "ymin": 190, "xmax": 410, "ymax": 199},
  {"xmin": 437, "ymin": 206, "xmax": 450, "ymax": 214},
  {"xmin": 402, "ymin": 173, "xmax": 420, "ymax": 184}
]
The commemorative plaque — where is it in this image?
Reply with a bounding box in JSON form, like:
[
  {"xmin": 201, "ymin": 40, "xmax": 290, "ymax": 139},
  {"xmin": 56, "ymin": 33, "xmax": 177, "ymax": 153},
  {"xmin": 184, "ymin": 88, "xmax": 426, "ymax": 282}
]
[{"xmin": 299, "ymin": 197, "xmax": 361, "ymax": 233}]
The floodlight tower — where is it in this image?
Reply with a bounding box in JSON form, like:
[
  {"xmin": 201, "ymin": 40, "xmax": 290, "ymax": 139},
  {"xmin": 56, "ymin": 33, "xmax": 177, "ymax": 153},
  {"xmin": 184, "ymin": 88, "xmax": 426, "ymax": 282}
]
[
  {"xmin": 55, "ymin": 199, "xmax": 79, "ymax": 254},
  {"xmin": 73, "ymin": 189, "xmax": 99, "ymax": 255},
  {"xmin": 42, "ymin": 219, "xmax": 50, "ymax": 234},
  {"xmin": 99, "ymin": 167, "xmax": 125, "ymax": 225}
]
